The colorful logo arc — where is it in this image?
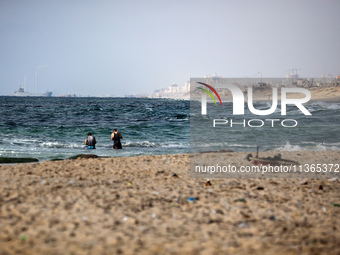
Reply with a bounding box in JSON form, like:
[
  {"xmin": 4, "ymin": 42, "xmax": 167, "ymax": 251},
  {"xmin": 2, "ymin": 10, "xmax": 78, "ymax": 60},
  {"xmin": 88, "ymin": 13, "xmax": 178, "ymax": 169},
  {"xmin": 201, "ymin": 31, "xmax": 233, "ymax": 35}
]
[{"xmin": 196, "ymin": 82, "xmax": 223, "ymax": 106}]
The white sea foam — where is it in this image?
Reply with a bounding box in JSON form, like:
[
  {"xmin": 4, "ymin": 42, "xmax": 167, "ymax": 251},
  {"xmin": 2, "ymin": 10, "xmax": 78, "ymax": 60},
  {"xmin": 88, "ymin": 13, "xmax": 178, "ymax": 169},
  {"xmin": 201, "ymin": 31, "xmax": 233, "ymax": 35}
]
[
  {"xmin": 167, "ymin": 118, "xmax": 189, "ymax": 122},
  {"xmin": 277, "ymin": 141, "xmax": 305, "ymax": 151},
  {"xmin": 276, "ymin": 141, "xmax": 340, "ymax": 151},
  {"xmin": 123, "ymin": 141, "xmax": 158, "ymax": 148},
  {"xmin": 123, "ymin": 140, "xmax": 188, "ymax": 148},
  {"xmin": 308, "ymin": 101, "xmax": 340, "ymax": 111},
  {"xmin": 40, "ymin": 142, "xmax": 79, "ymax": 149}
]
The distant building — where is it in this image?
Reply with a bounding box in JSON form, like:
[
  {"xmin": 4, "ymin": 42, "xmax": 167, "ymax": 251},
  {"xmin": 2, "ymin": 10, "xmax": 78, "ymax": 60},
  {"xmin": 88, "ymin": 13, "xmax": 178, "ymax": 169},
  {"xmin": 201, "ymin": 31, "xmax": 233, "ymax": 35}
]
[
  {"xmin": 165, "ymin": 83, "xmax": 180, "ymax": 93},
  {"xmin": 148, "ymin": 81, "xmax": 190, "ymax": 98},
  {"xmin": 204, "ymin": 73, "xmax": 222, "ymax": 80},
  {"xmin": 183, "ymin": 81, "xmax": 190, "ymax": 92}
]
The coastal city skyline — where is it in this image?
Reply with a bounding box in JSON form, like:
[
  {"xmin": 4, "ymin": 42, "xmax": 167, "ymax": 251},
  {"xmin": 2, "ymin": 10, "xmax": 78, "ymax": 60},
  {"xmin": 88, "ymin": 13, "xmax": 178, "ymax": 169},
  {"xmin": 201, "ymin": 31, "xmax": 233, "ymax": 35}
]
[
  {"xmin": 1, "ymin": 0, "xmax": 340, "ymax": 97},
  {"xmin": 7, "ymin": 71, "xmax": 340, "ymax": 98}
]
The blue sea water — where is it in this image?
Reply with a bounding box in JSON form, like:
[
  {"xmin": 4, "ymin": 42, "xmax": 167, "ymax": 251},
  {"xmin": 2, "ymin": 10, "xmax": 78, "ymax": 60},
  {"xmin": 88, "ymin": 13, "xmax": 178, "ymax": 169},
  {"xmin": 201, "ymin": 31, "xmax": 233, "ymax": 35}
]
[
  {"xmin": 0, "ymin": 97, "xmax": 190, "ymax": 161},
  {"xmin": 0, "ymin": 97, "xmax": 339, "ymax": 161},
  {"xmin": 190, "ymin": 99, "xmax": 340, "ymax": 153}
]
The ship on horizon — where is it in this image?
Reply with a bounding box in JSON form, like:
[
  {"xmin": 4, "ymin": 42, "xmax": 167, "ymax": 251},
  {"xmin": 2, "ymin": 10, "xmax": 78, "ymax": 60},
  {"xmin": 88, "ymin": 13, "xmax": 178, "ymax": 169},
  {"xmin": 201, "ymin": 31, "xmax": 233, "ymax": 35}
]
[
  {"xmin": 13, "ymin": 86, "xmax": 52, "ymax": 97},
  {"xmin": 13, "ymin": 70, "xmax": 53, "ymax": 97}
]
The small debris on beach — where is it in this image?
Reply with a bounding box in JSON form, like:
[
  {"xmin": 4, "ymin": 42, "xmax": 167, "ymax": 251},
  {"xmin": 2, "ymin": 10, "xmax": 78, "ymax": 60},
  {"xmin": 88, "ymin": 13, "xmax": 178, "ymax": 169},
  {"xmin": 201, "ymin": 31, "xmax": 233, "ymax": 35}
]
[
  {"xmin": 269, "ymin": 216, "xmax": 276, "ymax": 221},
  {"xmin": 240, "ymin": 212, "xmax": 250, "ymax": 218},
  {"xmin": 234, "ymin": 198, "xmax": 246, "ymax": 203},
  {"xmin": 328, "ymin": 177, "xmax": 339, "ymax": 182},
  {"xmin": 238, "ymin": 222, "xmax": 250, "ymax": 228},
  {"xmin": 19, "ymin": 235, "xmax": 27, "ymax": 241},
  {"xmin": 187, "ymin": 197, "xmax": 196, "ymax": 202},
  {"xmin": 300, "ymin": 180, "xmax": 308, "ymax": 185}
]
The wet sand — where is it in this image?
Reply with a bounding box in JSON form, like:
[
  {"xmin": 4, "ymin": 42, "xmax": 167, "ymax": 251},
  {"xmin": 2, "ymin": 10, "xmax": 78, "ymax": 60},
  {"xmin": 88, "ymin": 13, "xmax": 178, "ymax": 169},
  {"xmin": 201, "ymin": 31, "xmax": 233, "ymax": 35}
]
[{"xmin": 0, "ymin": 152, "xmax": 340, "ymax": 254}]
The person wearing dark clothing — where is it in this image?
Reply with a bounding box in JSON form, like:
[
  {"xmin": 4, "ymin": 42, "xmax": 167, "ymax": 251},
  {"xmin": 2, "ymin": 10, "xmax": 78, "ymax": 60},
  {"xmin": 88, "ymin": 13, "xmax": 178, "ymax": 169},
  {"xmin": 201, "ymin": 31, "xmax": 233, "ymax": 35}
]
[
  {"xmin": 111, "ymin": 129, "xmax": 123, "ymax": 149},
  {"xmin": 85, "ymin": 132, "xmax": 96, "ymax": 149}
]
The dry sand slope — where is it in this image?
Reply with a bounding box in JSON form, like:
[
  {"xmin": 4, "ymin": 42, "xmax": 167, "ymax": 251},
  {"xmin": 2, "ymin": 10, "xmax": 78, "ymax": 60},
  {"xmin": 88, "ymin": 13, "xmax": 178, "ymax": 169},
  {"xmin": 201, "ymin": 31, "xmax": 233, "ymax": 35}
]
[
  {"xmin": 251, "ymin": 86, "xmax": 340, "ymax": 101},
  {"xmin": 0, "ymin": 152, "xmax": 340, "ymax": 255}
]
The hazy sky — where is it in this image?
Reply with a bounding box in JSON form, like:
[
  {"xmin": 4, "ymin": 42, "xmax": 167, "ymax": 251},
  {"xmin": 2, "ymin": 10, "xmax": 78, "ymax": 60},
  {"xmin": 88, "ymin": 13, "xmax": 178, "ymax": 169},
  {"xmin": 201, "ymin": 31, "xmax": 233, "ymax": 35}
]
[{"xmin": 1, "ymin": 0, "xmax": 339, "ymax": 96}]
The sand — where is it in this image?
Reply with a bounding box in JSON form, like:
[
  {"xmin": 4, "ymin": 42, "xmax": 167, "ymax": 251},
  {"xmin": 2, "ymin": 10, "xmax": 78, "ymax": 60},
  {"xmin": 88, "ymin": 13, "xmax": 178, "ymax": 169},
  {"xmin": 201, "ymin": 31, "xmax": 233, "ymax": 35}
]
[
  {"xmin": 286, "ymin": 87, "xmax": 340, "ymax": 101},
  {"xmin": 0, "ymin": 151, "xmax": 340, "ymax": 255},
  {"xmin": 251, "ymin": 86, "xmax": 340, "ymax": 101}
]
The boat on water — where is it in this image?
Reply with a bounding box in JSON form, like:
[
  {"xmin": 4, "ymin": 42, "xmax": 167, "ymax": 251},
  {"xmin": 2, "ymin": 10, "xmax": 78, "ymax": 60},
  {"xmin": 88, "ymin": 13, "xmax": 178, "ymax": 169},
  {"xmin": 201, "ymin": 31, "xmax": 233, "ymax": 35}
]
[{"xmin": 13, "ymin": 86, "xmax": 52, "ymax": 97}]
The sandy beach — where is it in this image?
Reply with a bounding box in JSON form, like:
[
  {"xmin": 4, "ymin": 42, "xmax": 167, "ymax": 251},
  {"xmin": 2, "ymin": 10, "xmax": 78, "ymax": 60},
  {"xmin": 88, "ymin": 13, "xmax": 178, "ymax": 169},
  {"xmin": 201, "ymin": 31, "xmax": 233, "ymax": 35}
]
[
  {"xmin": 249, "ymin": 86, "xmax": 340, "ymax": 102},
  {"xmin": 286, "ymin": 86, "xmax": 340, "ymax": 102},
  {"xmin": 0, "ymin": 151, "xmax": 339, "ymax": 254},
  {"xmin": 189, "ymin": 86, "xmax": 340, "ymax": 102}
]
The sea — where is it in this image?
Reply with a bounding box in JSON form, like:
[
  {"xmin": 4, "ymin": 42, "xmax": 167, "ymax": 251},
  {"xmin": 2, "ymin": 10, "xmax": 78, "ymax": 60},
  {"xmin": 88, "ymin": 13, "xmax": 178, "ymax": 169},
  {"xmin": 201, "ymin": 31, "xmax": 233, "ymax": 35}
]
[{"xmin": 0, "ymin": 97, "xmax": 339, "ymax": 162}]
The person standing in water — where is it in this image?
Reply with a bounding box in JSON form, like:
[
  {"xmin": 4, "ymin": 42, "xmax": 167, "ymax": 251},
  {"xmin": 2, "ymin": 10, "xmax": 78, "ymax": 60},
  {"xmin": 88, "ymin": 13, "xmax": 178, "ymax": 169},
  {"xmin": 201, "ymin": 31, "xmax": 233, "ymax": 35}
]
[
  {"xmin": 111, "ymin": 129, "xmax": 123, "ymax": 149},
  {"xmin": 85, "ymin": 132, "xmax": 96, "ymax": 149}
]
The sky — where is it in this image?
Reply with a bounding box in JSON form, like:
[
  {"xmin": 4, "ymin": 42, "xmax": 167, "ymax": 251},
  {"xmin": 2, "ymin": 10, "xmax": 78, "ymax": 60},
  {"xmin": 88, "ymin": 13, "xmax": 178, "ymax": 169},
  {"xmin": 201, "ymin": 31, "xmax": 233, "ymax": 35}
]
[{"xmin": 0, "ymin": 0, "xmax": 339, "ymax": 96}]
